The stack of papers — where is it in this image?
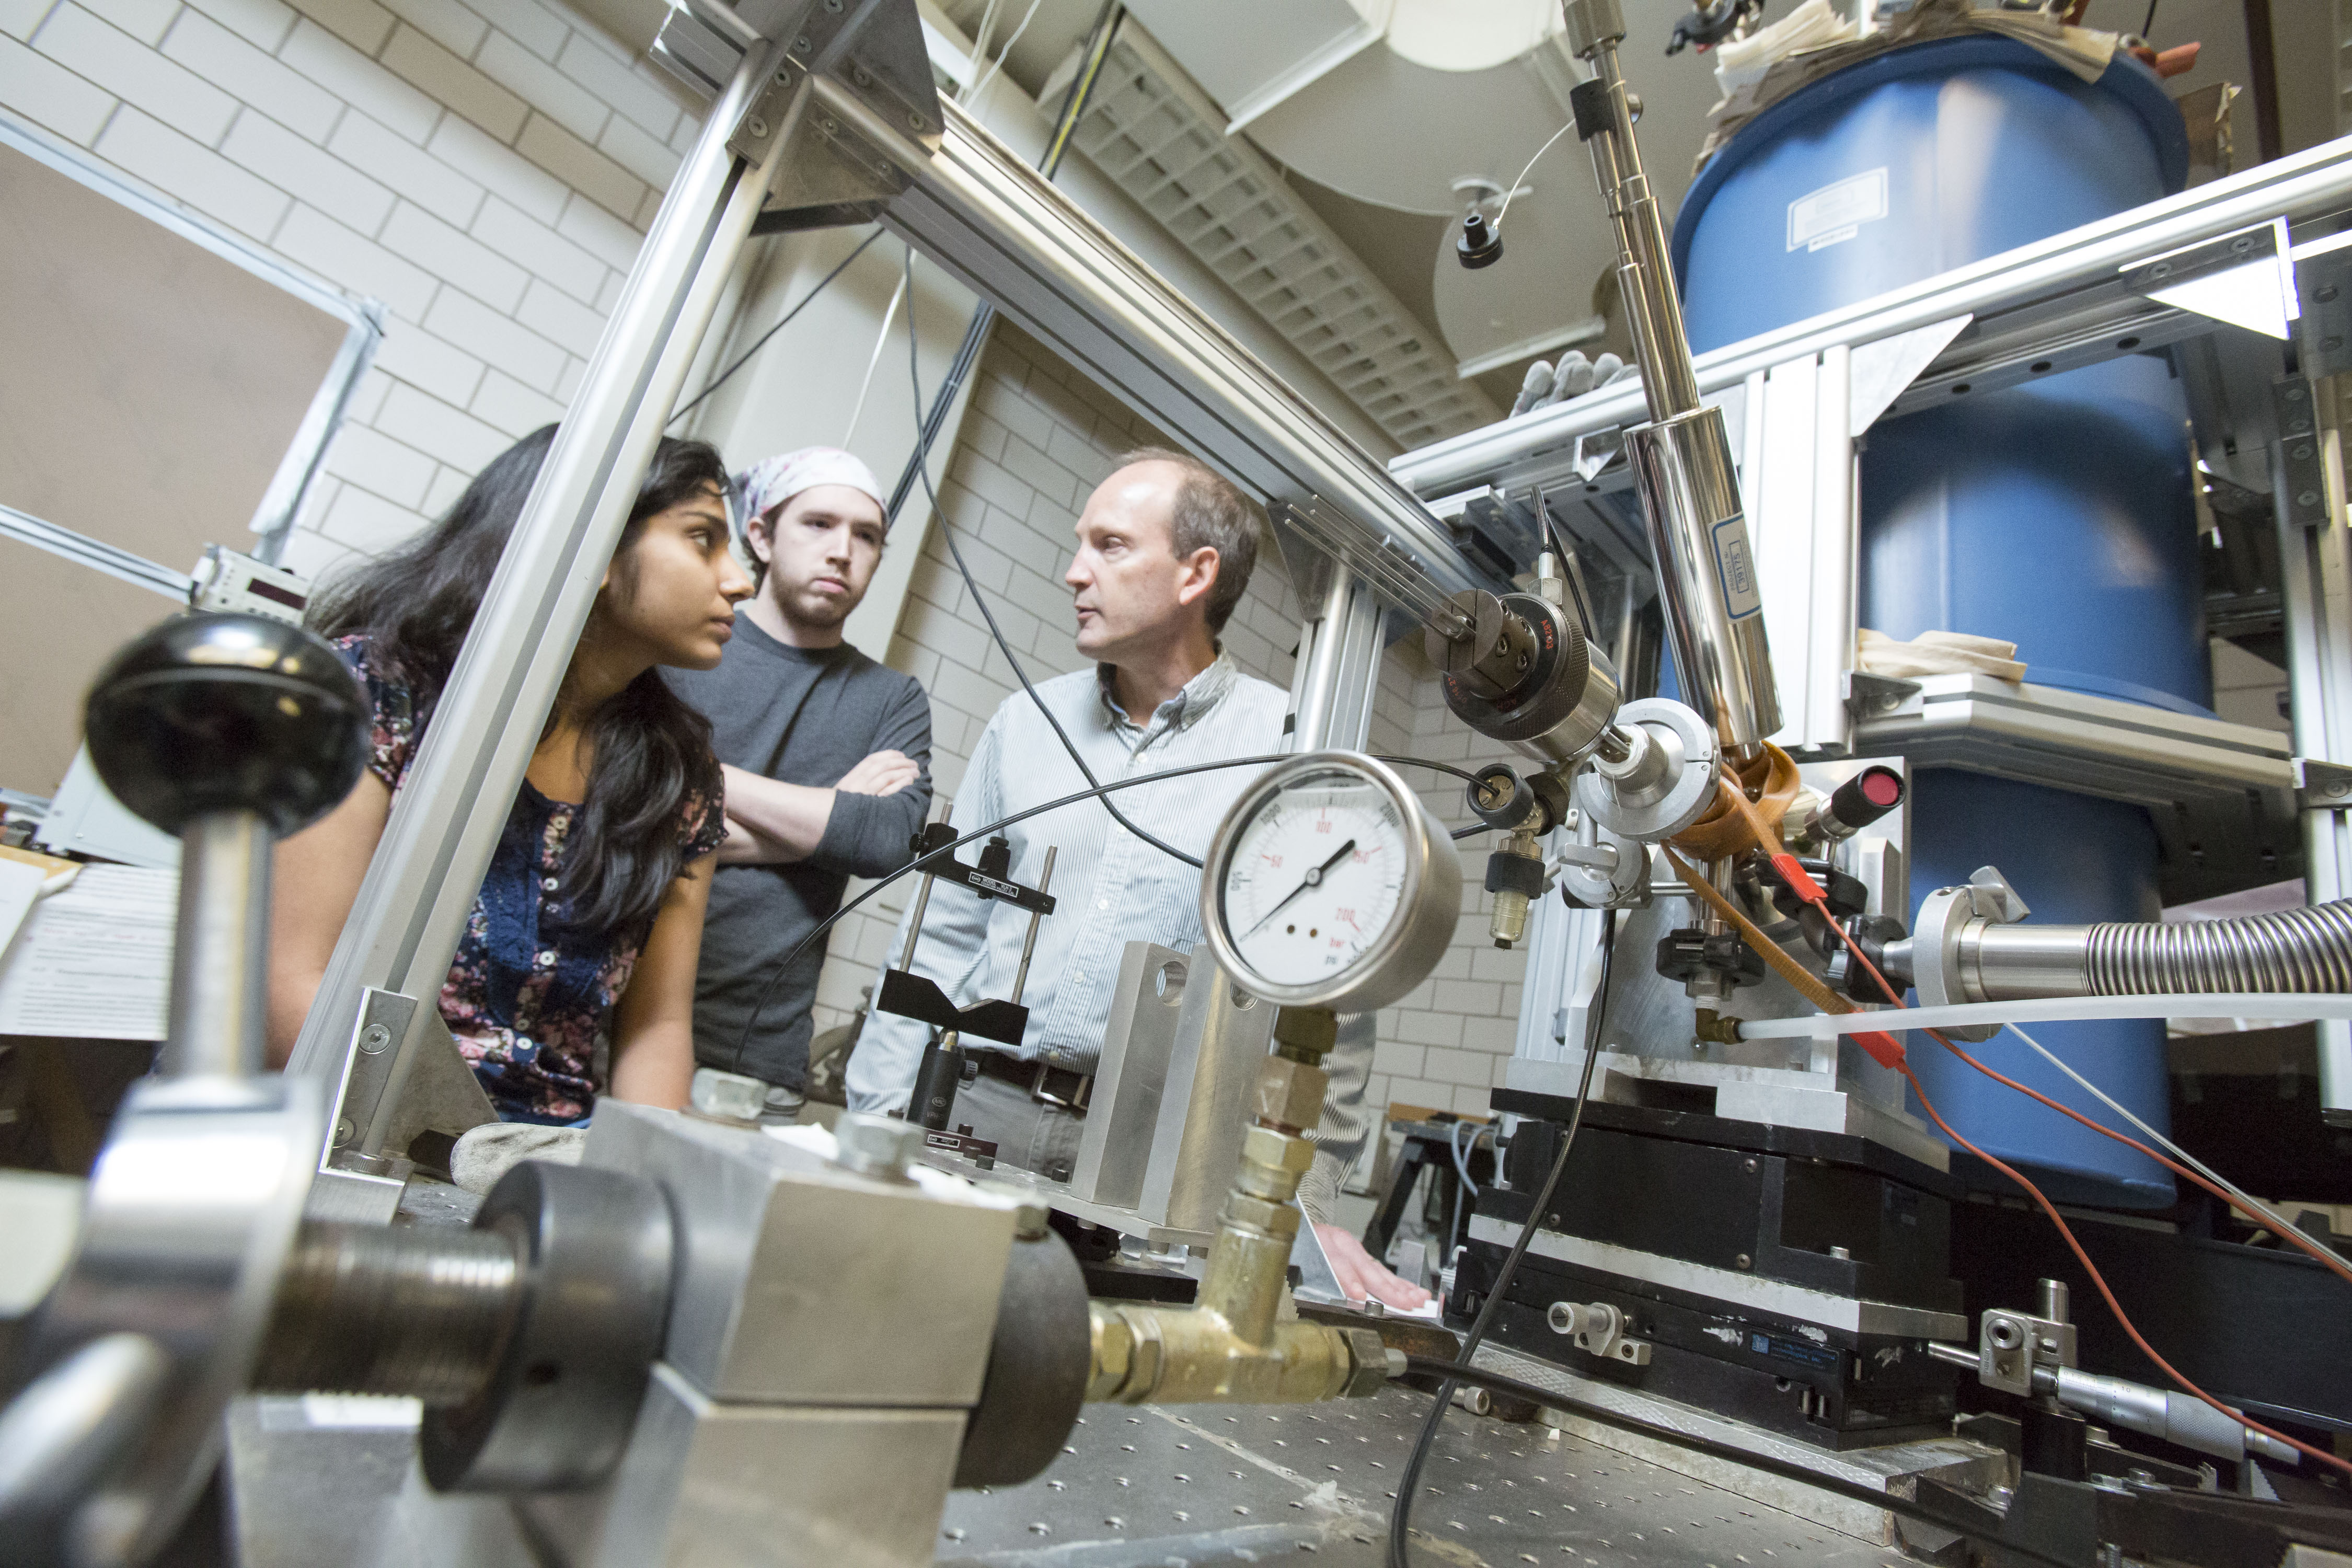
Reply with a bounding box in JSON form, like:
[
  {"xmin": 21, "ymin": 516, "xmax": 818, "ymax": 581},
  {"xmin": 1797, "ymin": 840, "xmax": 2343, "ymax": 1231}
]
[{"xmin": 0, "ymin": 860, "xmax": 177, "ymax": 1041}]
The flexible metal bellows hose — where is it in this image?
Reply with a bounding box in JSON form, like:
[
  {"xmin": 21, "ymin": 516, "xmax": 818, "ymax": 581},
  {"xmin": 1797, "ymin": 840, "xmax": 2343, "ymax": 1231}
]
[{"xmin": 2083, "ymin": 900, "xmax": 2352, "ymax": 995}]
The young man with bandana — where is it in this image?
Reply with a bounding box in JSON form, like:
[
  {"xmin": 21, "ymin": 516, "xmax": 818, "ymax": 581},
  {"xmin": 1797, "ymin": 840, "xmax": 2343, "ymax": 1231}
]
[{"xmin": 665, "ymin": 447, "xmax": 932, "ymax": 1124}]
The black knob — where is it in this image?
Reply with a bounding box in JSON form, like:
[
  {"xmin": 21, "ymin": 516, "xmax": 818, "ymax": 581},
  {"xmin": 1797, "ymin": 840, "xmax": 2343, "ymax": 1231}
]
[
  {"xmin": 1457, "ymin": 210, "xmax": 1503, "ymax": 269},
  {"xmin": 84, "ymin": 612, "xmax": 370, "ymax": 837}
]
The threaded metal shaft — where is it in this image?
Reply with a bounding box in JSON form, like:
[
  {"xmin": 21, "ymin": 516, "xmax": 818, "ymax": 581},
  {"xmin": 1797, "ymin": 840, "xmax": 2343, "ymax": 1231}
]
[
  {"xmin": 2084, "ymin": 899, "xmax": 2352, "ymax": 995},
  {"xmin": 251, "ymin": 1221, "xmax": 522, "ymax": 1405}
]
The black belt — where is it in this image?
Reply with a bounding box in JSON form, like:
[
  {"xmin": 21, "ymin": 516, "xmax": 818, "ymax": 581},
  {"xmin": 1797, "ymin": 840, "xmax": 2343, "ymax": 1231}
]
[{"xmin": 972, "ymin": 1049, "xmax": 1092, "ymax": 1112}]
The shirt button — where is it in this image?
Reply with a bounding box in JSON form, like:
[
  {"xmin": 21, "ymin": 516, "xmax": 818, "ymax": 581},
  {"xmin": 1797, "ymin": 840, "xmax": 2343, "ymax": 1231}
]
[
  {"xmin": 536, "ymin": 950, "xmax": 556, "ymax": 967},
  {"xmin": 541, "ymin": 877, "xmax": 558, "ymax": 892},
  {"xmin": 1098, "ymin": 899, "xmax": 1109, "ymax": 910}
]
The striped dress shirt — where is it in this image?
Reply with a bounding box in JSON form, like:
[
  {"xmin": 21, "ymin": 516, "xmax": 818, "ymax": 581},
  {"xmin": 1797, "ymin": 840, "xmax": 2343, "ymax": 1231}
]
[{"xmin": 844, "ymin": 653, "xmax": 1379, "ymax": 1221}]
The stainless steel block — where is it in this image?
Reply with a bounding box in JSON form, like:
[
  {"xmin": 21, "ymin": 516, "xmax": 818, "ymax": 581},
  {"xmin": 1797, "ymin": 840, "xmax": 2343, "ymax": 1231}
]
[
  {"xmin": 583, "ymin": 1102, "xmax": 1014, "ymax": 1405},
  {"xmin": 1136, "ymin": 954, "xmax": 1278, "ymax": 1233},
  {"xmin": 522, "ymin": 1365, "xmax": 966, "ymax": 1568},
  {"xmin": 1066, "ymin": 942, "xmax": 1190, "ymax": 1207}
]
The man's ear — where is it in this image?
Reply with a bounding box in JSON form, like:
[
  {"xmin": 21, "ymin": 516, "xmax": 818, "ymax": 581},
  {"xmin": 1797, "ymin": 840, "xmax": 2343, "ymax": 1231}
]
[
  {"xmin": 745, "ymin": 509, "xmax": 778, "ymax": 567},
  {"xmin": 1174, "ymin": 546, "xmax": 1220, "ymax": 612}
]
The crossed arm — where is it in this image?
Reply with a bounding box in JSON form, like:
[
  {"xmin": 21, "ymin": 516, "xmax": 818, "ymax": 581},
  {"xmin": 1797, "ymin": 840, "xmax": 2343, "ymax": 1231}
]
[{"xmin": 717, "ymin": 750, "xmax": 922, "ymax": 864}]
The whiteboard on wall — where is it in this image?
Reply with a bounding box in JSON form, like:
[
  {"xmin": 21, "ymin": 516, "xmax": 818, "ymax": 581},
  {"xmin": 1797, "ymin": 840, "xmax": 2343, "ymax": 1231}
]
[{"xmin": 0, "ymin": 110, "xmax": 380, "ymax": 800}]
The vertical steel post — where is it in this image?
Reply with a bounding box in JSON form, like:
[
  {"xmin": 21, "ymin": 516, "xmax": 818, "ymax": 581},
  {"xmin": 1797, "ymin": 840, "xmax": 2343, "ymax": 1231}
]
[
  {"xmin": 1562, "ymin": 0, "xmax": 1781, "ymax": 759},
  {"xmin": 289, "ymin": 38, "xmax": 799, "ymax": 1162},
  {"xmin": 2279, "ymin": 379, "xmax": 2352, "ymax": 1124},
  {"xmin": 162, "ymin": 810, "xmax": 272, "ymax": 1079},
  {"xmin": 1289, "ymin": 567, "xmax": 1381, "ymax": 754}
]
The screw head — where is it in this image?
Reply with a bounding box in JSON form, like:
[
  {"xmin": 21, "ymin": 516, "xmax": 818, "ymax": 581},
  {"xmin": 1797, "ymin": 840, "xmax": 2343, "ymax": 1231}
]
[
  {"xmin": 2300, "ymin": 490, "xmax": 2323, "ymax": 507},
  {"xmin": 2320, "ymin": 284, "xmax": 2342, "ymax": 303},
  {"xmin": 908, "ymin": 110, "xmax": 926, "ymax": 129},
  {"xmin": 358, "ymin": 1023, "xmax": 393, "ymax": 1053},
  {"xmin": 745, "ymin": 115, "xmax": 769, "ymax": 138},
  {"xmin": 1735, "ymin": 1253, "xmax": 1752, "ymax": 1270}
]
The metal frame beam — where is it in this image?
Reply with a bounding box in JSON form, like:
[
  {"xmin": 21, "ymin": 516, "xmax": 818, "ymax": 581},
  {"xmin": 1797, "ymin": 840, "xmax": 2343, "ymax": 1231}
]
[{"xmin": 1391, "ymin": 135, "xmax": 2352, "ymax": 502}]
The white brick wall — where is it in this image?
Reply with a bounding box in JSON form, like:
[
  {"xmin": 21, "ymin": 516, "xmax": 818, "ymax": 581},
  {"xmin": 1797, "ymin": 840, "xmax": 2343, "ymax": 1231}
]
[{"xmin": 1, "ymin": 0, "xmax": 699, "ymax": 580}]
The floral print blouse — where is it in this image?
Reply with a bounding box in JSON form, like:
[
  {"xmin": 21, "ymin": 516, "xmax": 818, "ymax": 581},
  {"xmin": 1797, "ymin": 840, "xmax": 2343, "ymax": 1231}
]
[{"xmin": 333, "ymin": 636, "xmax": 724, "ymax": 1124}]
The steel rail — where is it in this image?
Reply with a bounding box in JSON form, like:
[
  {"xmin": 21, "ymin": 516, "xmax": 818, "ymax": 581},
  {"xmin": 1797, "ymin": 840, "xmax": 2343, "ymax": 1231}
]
[
  {"xmin": 823, "ymin": 83, "xmax": 1486, "ymax": 616},
  {"xmin": 1392, "ymin": 133, "xmax": 2352, "ymax": 499}
]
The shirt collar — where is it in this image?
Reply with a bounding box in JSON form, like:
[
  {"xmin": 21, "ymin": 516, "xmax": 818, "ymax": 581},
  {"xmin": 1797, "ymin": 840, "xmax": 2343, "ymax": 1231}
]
[{"xmin": 1097, "ymin": 649, "xmax": 1238, "ymax": 734}]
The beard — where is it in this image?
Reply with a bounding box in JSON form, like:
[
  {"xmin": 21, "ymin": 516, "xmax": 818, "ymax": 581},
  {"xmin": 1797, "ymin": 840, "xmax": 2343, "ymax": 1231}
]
[{"xmin": 774, "ymin": 573, "xmax": 856, "ymax": 628}]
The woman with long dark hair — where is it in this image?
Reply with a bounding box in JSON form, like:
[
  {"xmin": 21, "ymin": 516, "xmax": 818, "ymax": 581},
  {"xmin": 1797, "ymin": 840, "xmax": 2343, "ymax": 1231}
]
[{"xmin": 266, "ymin": 427, "xmax": 754, "ymax": 1123}]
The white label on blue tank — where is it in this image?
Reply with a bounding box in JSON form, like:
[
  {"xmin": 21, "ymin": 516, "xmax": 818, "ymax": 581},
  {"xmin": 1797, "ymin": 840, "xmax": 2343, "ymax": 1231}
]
[
  {"xmin": 1786, "ymin": 167, "xmax": 1887, "ymax": 252},
  {"xmin": 1712, "ymin": 515, "xmax": 1763, "ymax": 620}
]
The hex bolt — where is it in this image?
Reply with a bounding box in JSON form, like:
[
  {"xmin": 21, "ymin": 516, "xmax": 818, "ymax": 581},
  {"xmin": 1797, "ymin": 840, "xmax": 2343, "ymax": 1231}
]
[{"xmin": 833, "ymin": 1111, "xmax": 922, "ymax": 1181}]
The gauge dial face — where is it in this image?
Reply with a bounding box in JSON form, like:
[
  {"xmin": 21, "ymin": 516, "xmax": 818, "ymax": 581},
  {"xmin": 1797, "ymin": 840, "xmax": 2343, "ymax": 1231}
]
[{"xmin": 1219, "ymin": 767, "xmax": 1411, "ymax": 991}]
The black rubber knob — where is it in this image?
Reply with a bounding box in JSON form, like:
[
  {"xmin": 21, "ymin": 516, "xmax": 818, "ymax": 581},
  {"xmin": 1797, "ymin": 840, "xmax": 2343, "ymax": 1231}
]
[
  {"xmin": 1457, "ymin": 210, "xmax": 1503, "ymax": 269},
  {"xmin": 84, "ymin": 612, "xmax": 370, "ymax": 837}
]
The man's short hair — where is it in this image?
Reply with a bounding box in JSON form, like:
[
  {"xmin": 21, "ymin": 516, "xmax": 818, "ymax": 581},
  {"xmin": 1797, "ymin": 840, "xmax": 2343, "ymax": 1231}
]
[{"xmin": 1113, "ymin": 446, "xmax": 1262, "ymax": 635}]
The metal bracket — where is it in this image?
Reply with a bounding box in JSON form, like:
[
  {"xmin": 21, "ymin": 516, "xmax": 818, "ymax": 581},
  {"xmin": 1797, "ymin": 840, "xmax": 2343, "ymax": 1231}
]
[
  {"xmin": 2275, "ymin": 376, "xmax": 2330, "ymax": 528},
  {"xmin": 1979, "ymin": 1307, "xmax": 2075, "ymax": 1399},
  {"xmin": 2296, "ymin": 234, "xmax": 2352, "ymax": 381},
  {"xmin": 725, "ymin": 58, "xmax": 802, "ymax": 165},
  {"xmin": 326, "ymin": 987, "xmax": 420, "ymax": 1158},
  {"xmin": 1842, "ymin": 670, "xmax": 1922, "ymax": 720},
  {"xmin": 2298, "ymin": 758, "xmax": 2352, "ymax": 811},
  {"xmin": 2123, "ymin": 220, "xmax": 2294, "ymax": 341},
  {"xmin": 1547, "ymin": 1298, "xmax": 1652, "ymax": 1367}
]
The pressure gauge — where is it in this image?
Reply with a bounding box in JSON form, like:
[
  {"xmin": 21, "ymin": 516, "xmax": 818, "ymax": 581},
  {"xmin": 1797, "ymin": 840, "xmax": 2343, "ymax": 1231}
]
[{"xmin": 1200, "ymin": 752, "xmax": 1463, "ymax": 1013}]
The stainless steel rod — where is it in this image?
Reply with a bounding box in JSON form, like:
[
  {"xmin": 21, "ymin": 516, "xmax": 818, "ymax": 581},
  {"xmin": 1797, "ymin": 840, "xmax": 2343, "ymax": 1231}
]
[
  {"xmin": 1008, "ymin": 845, "xmax": 1058, "ymax": 1008},
  {"xmin": 163, "ymin": 809, "xmax": 272, "ymax": 1079},
  {"xmin": 834, "ymin": 85, "xmax": 1484, "ymax": 609}
]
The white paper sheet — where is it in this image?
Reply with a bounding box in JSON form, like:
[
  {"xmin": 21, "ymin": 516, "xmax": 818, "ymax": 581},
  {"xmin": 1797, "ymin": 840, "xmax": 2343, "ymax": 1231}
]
[
  {"xmin": 0, "ymin": 863, "xmax": 177, "ymax": 1040},
  {"xmin": 0, "ymin": 860, "xmax": 42, "ymax": 967}
]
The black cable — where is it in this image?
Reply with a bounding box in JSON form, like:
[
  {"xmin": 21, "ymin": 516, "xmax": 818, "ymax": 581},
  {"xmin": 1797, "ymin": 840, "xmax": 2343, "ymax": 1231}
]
[
  {"xmin": 729, "ymin": 751, "xmax": 1288, "ymax": 1069},
  {"xmin": 1390, "ymin": 1357, "xmax": 2077, "ymax": 1568},
  {"xmin": 724, "ymin": 745, "xmax": 1507, "ymax": 1068},
  {"xmin": 903, "ymin": 247, "xmax": 1210, "ymax": 869},
  {"xmin": 668, "ymin": 229, "xmax": 883, "ymax": 429},
  {"xmin": 1387, "ymin": 907, "xmax": 1615, "ymax": 1567},
  {"xmin": 2142, "ymin": 0, "xmax": 2159, "ymax": 40}
]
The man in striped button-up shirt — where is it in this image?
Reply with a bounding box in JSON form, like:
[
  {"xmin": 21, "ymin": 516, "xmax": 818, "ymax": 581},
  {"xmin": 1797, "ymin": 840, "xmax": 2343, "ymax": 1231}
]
[{"xmin": 848, "ymin": 448, "xmax": 1427, "ymax": 1309}]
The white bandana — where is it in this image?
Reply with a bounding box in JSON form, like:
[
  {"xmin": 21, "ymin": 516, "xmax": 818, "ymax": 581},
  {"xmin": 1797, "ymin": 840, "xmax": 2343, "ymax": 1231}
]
[{"xmin": 733, "ymin": 447, "xmax": 887, "ymax": 536}]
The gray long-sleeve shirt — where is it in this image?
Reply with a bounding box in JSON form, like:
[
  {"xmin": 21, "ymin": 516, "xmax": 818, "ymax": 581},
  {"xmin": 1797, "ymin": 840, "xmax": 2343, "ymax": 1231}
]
[{"xmin": 665, "ymin": 619, "xmax": 931, "ymax": 1089}]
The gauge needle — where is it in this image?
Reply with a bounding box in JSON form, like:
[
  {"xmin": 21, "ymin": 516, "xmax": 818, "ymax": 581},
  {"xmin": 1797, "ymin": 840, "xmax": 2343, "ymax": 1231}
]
[{"xmin": 1243, "ymin": 839, "xmax": 1356, "ymax": 938}]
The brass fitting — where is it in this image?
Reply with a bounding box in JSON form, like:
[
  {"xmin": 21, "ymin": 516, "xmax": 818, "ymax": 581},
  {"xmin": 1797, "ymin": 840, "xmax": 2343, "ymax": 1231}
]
[
  {"xmin": 1271, "ymin": 1006, "xmax": 1336, "ymax": 1063},
  {"xmin": 1488, "ymin": 829, "xmax": 1543, "ymax": 949},
  {"xmin": 1081, "ymin": 1006, "xmax": 1394, "ymax": 1407},
  {"xmin": 1086, "ymin": 1301, "xmax": 1390, "ymax": 1405},
  {"xmin": 1692, "ymin": 1007, "xmax": 1743, "ymax": 1046},
  {"xmin": 1253, "ymin": 1057, "xmax": 1328, "ymax": 1133}
]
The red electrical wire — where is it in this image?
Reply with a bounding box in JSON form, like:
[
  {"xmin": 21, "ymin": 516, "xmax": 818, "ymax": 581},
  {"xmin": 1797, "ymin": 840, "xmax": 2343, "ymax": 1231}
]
[
  {"xmin": 1897, "ymin": 1060, "xmax": 2352, "ymax": 1482},
  {"xmin": 1718, "ymin": 783, "xmax": 2352, "ymax": 1478}
]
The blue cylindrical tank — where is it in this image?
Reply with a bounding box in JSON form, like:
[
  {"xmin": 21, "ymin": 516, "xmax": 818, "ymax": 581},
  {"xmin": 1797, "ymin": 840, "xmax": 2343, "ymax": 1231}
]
[{"xmin": 1670, "ymin": 38, "xmax": 2191, "ymax": 1206}]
